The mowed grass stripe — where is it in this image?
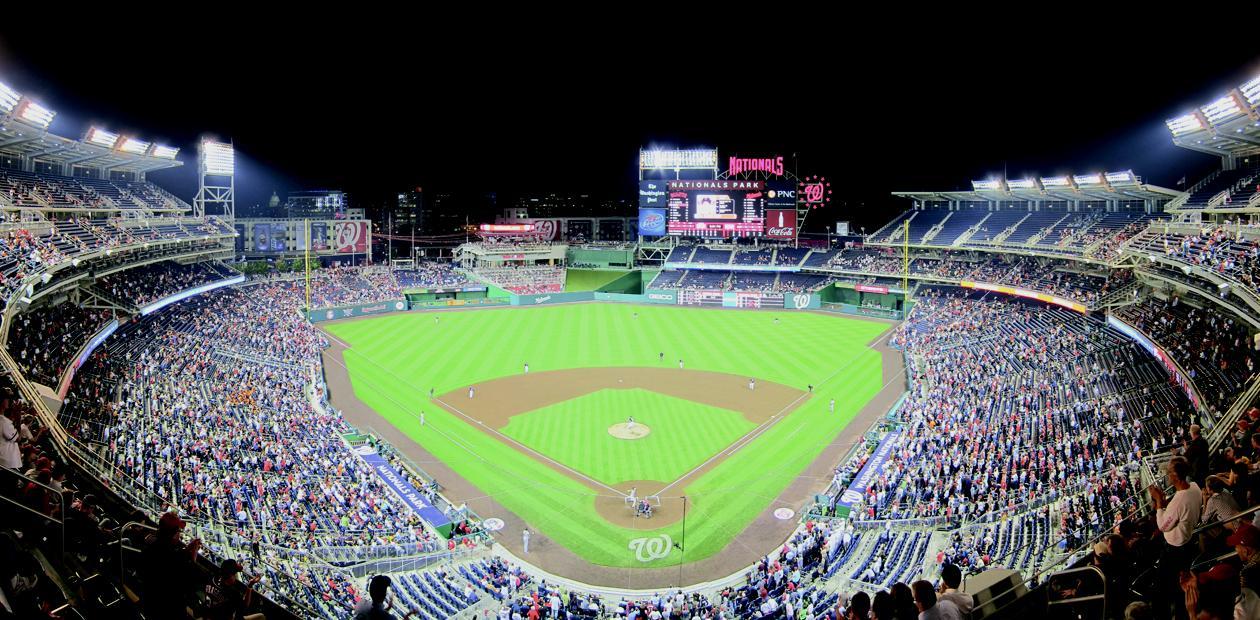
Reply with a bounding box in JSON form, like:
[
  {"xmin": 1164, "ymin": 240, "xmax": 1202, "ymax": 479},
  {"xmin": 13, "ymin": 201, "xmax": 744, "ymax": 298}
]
[
  {"xmin": 327, "ymin": 303, "xmax": 890, "ymax": 567},
  {"xmin": 501, "ymin": 389, "xmax": 755, "ymax": 485}
]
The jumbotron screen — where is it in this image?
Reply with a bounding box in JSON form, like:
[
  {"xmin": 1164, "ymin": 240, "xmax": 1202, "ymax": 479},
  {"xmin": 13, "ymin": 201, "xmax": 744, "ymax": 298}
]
[{"xmin": 666, "ymin": 180, "xmax": 767, "ymax": 237}]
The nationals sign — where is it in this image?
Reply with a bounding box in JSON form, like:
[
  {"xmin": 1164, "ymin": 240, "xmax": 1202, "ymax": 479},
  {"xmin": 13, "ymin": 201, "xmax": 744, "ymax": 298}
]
[
  {"xmin": 766, "ymin": 209, "xmax": 797, "ymax": 239},
  {"xmin": 333, "ymin": 221, "xmax": 369, "ymax": 253}
]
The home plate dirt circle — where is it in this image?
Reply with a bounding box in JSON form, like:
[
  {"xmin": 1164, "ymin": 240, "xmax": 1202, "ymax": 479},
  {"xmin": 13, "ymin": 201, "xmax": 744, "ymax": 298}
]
[{"xmin": 608, "ymin": 422, "xmax": 651, "ymax": 440}]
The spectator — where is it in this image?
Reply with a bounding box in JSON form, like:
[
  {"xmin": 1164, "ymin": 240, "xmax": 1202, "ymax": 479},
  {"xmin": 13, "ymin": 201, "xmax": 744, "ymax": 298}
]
[
  {"xmin": 201, "ymin": 559, "xmax": 261, "ymax": 620},
  {"xmin": 912, "ymin": 579, "xmax": 962, "ymax": 619},
  {"xmin": 0, "ymin": 404, "xmax": 21, "ymax": 470},
  {"xmin": 1150, "ymin": 456, "xmax": 1202, "ymax": 615},
  {"xmin": 139, "ymin": 512, "xmax": 203, "ymax": 619},
  {"xmin": 353, "ymin": 574, "xmax": 415, "ymax": 619},
  {"xmin": 938, "ymin": 563, "xmax": 973, "ymax": 615}
]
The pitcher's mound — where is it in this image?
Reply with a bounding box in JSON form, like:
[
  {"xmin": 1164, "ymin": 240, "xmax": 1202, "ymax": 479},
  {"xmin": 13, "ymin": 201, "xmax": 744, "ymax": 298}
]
[{"xmin": 608, "ymin": 423, "xmax": 650, "ymax": 440}]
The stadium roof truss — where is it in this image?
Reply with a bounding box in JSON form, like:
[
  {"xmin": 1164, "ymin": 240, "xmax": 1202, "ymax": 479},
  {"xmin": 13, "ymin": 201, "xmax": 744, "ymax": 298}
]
[
  {"xmin": 0, "ymin": 116, "xmax": 183, "ymax": 176},
  {"xmin": 1165, "ymin": 75, "xmax": 1260, "ymax": 158},
  {"xmin": 893, "ymin": 173, "xmax": 1183, "ymax": 205}
]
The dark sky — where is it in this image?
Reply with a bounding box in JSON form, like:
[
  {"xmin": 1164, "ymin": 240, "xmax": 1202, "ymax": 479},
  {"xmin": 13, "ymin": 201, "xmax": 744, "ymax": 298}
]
[{"xmin": 1, "ymin": 27, "xmax": 1256, "ymax": 231}]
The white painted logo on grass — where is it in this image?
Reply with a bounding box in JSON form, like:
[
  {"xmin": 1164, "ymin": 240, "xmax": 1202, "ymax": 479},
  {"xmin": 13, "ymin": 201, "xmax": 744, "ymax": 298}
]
[
  {"xmin": 628, "ymin": 534, "xmax": 673, "ymax": 562},
  {"xmin": 483, "ymin": 518, "xmax": 505, "ymax": 532}
]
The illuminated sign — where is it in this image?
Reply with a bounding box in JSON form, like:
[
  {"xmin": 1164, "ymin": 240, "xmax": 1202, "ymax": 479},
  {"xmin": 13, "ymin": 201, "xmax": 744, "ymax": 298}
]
[
  {"xmin": 669, "ymin": 180, "xmax": 763, "ymax": 191},
  {"xmin": 479, "ymin": 224, "xmax": 536, "ymax": 233},
  {"xmin": 728, "ymin": 155, "xmax": 784, "ymax": 177},
  {"xmin": 799, "ymin": 175, "xmax": 831, "ymax": 209}
]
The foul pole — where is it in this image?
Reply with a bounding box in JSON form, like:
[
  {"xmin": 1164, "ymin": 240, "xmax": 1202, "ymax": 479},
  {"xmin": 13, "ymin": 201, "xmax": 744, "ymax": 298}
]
[
  {"xmin": 305, "ymin": 219, "xmax": 311, "ymax": 311},
  {"xmin": 902, "ymin": 219, "xmax": 909, "ymax": 297}
]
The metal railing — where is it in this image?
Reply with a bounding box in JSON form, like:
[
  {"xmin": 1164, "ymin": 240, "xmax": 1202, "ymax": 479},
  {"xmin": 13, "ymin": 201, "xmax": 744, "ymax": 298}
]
[{"xmin": 0, "ymin": 465, "xmax": 66, "ymax": 560}]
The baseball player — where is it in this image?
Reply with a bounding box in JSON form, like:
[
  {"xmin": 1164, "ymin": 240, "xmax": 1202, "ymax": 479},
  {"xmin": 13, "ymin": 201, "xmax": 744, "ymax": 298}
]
[
  {"xmin": 829, "ymin": 398, "xmax": 835, "ymax": 412},
  {"xmin": 524, "ymin": 362, "xmax": 529, "ymax": 374},
  {"xmin": 678, "ymin": 359, "xmax": 684, "ymax": 370},
  {"xmin": 468, "ymin": 386, "xmax": 475, "ymax": 399},
  {"xmin": 749, "ymin": 378, "xmax": 756, "ymax": 390}
]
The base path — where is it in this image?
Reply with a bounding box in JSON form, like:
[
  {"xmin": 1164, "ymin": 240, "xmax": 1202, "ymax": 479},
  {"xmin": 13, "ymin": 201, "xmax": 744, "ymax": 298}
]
[{"xmin": 319, "ymin": 317, "xmax": 907, "ymax": 589}]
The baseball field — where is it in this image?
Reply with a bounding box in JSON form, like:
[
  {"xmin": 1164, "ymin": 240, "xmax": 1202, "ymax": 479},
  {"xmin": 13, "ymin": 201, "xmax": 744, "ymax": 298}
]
[{"xmin": 322, "ymin": 303, "xmax": 890, "ymax": 570}]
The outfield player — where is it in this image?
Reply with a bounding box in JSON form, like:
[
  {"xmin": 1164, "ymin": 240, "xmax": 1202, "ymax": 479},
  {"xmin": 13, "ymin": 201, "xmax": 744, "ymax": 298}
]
[
  {"xmin": 678, "ymin": 359, "xmax": 684, "ymax": 369},
  {"xmin": 659, "ymin": 352, "xmax": 664, "ymax": 362},
  {"xmin": 829, "ymin": 398, "xmax": 835, "ymax": 412},
  {"xmin": 524, "ymin": 362, "xmax": 529, "ymax": 374}
]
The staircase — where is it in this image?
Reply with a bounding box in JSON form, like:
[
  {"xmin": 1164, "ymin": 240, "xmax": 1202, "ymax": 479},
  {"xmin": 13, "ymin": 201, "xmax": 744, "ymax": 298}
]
[
  {"xmin": 920, "ymin": 212, "xmax": 953, "ymax": 244},
  {"xmin": 952, "ymin": 213, "xmax": 991, "ymax": 246}
]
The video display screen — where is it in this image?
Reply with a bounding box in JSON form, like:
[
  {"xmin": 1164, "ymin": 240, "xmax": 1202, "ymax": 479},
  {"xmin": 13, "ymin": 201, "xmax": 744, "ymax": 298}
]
[{"xmin": 666, "ymin": 180, "xmax": 766, "ymax": 237}]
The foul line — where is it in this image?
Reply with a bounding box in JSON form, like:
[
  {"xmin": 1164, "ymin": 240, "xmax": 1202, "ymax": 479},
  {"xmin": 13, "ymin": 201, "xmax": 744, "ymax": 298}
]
[{"xmin": 652, "ymin": 325, "xmax": 903, "ymax": 497}]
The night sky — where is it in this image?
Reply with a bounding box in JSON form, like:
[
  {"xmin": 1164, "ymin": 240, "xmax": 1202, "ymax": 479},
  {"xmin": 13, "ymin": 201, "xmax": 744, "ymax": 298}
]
[{"xmin": 1, "ymin": 30, "xmax": 1256, "ymax": 232}]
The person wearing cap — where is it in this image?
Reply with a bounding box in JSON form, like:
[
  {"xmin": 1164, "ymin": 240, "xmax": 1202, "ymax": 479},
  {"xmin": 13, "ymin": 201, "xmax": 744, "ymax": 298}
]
[
  {"xmin": 139, "ymin": 511, "xmax": 202, "ymax": 618},
  {"xmin": 354, "ymin": 574, "xmax": 416, "ymax": 619},
  {"xmin": 1226, "ymin": 524, "xmax": 1260, "ymax": 619},
  {"xmin": 202, "ymin": 559, "xmax": 261, "ymax": 620}
]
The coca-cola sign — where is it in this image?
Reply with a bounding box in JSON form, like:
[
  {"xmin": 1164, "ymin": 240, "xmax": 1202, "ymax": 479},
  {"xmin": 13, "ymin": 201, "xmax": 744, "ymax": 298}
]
[{"xmin": 765, "ymin": 209, "xmax": 797, "ymax": 239}]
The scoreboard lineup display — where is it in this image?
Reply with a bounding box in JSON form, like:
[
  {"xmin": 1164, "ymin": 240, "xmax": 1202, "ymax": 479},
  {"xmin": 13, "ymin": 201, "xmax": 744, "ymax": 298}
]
[{"xmin": 663, "ymin": 179, "xmax": 796, "ymax": 237}]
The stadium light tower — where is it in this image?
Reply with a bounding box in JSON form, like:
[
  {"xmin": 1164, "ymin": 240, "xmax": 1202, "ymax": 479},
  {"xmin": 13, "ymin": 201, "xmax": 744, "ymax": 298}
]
[{"xmin": 195, "ymin": 138, "xmax": 235, "ymax": 220}]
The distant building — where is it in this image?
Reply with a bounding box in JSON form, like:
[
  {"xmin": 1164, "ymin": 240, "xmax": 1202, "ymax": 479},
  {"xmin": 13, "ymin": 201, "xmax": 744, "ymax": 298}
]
[{"xmin": 284, "ymin": 189, "xmax": 347, "ymax": 219}]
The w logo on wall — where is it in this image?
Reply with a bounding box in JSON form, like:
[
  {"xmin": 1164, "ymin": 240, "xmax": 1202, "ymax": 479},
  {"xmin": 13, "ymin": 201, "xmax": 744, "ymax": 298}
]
[
  {"xmin": 333, "ymin": 221, "xmax": 368, "ymax": 253},
  {"xmin": 791, "ymin": 294, "xmax": 812, "ymax": 309}
]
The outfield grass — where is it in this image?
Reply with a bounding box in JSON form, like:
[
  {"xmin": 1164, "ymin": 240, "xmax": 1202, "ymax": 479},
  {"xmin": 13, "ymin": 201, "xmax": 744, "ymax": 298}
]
[
  {"xmin": 563, "ymin": 268, "xmax": 630, "ymax": 291},
  {"xmin": 501, "ymin": 388, "xmax": 756, "ymax": 485},
  {"xmin": 325, "ymin": 303, "xmax": 889, "ymax": 568}
]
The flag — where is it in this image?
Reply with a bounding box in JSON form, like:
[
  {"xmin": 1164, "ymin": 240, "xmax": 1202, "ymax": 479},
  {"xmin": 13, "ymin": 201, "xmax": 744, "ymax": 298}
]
[{"xmin": 1177, "ymin": 176, "xmax": 1186, "ymax": 186}]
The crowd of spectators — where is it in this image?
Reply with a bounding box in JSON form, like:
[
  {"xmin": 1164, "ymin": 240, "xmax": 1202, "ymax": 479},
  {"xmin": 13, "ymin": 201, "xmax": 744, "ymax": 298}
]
[
  {"xmin": 474, "ymin": 265, "xmax": 565, "ymax": 294},
  {"xmin": 8, "ymin": 302, "xmax": 112, "ymax": 385},
  {"xmin": 1116, "ymin": 297, "xmax": 1257, "ymax": 414},
  {"xmin": 96, "ymin": 260, "xmax": 237, "ymax": 306}
]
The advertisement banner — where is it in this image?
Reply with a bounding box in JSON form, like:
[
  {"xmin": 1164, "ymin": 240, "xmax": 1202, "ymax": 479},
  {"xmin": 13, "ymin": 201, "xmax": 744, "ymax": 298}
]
[
  {"xmin": 311, "ymin": 222, "xmax": 329, "ymax": 252},
  {"xmin": 835, "ymin": 431, "xmax": 901, "ymax": 512},
  {"xmin": 333, "ymin": 221, "xmax": 369, "ymax": 253},
  {"xmin": 645, "ymin": 289, "xmax": 677, "ymax": 304},
  {"xmin": 233, "ymin": 224, "xmax": 245, "ymax": 252},
  {"xmin": 766, "ymin": 209, "xmax": 797, "ymax": 240},
  {"xmin": 855, "ymin": 284, "xmax": 889, "ymax": 294},
  {"xmin": 252, "ymin": 223, "xmax": 271, "ymax": 252},
  {"xmin": 638, "ymin": 208, "xmax": 666, "ymax": 237},
  {"xmin": 638, "ymin": 181, "xmax": 669, "ymax": 208},
  {"xmin": 766, "ymin": 181, "xmax": 797, "ymax": 209},
  {"xmin": 269, "ymin": 223, "xmax": 287, "ymax": 252},
  {"xmin": 309, "ymin": 299, "xmax": 407, "ymax": 322},
  {"xmin": 355, "ymin": 445, "xmax": 452, "ymax": 535}
]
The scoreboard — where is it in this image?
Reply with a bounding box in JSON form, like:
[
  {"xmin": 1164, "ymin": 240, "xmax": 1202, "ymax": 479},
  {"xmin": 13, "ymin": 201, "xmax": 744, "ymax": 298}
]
[{"xmin": 666, "ymin": 180, "xmax": 767, "ymax": 237}]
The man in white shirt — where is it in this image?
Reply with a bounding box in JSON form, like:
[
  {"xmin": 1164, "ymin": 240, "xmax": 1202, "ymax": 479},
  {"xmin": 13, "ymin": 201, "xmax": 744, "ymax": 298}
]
[
  {"xmin": 0, "ymin": 407, "xmax": 22, "ymax": 470},
  {"xmin": 938, "ymin": 563, "xmax": 974, "ymax": 615},
  {"xmin": 1150, "ymin": 456, "xmax": 1202, "ymax": 616}
]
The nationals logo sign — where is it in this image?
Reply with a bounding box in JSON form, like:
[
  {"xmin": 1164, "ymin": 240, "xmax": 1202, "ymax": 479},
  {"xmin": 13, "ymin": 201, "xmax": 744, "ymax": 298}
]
[
  {"xmin": 766, "ymin": 209, "xmax": 797, "ymax": 239},
  {"xmin": 333, "ymin": 221, "xmax": 368, "ymax": 253},
  {"xmin": 532, "ymin": 219, "xmax": 560, "ymax": 241}
]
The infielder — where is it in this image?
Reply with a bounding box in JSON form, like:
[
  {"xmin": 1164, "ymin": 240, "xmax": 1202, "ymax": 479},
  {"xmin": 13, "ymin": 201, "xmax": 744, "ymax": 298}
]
[
  {"xmin": 749, "ymin": 378, "xmax": 756, "ymax": 390},
  {"xmin": 524, "ymin": 362, "xmax": 529, "ymax": 374},
  {"xmin": 522, "ymin": 529, "xmax": 531, "ymax": 554},
  {"xmin": 468, "ymin": 386, "xmax": 475, "ymax": 399}
]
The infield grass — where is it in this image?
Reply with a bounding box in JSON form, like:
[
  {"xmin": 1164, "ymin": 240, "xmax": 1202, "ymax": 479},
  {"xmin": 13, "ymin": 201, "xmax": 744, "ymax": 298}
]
[{"xmin": 324, "ymin": 303, "xmax": 889, "ymax": 568}]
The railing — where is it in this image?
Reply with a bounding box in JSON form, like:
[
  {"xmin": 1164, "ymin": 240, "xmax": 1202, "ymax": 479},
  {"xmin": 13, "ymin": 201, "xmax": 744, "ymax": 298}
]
[{"xmin": 0, "ymin": 465, "xmax": 66, "ymax": 560}]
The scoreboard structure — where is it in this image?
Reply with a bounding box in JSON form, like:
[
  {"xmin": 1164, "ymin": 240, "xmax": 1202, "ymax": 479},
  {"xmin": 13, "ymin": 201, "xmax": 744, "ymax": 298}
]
[
  {"xmin": 647, "ymin": 179, "xmax": 798, "ymax": 238},
  {"xmin": 637, "ymin": 148, "xmax": 827, "ymax": 240}
]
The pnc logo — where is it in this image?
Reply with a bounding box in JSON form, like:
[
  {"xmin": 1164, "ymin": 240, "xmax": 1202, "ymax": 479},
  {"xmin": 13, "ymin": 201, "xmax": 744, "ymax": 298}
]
[{"xmin": 628, "ymin": 535, "xmax": 673, "ymax": 562}]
